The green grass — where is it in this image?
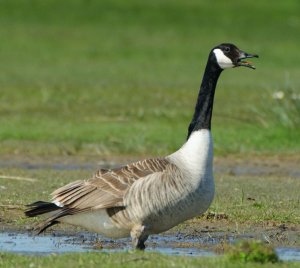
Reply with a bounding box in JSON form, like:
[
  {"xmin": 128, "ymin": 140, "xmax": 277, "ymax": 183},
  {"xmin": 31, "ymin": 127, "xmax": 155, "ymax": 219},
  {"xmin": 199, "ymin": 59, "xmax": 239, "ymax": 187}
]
[
  {"xmin": 211, "ymin": 175, "xmax": 300, "ymax": 225},
  {"xmin": 0, "ymin": 0, "xmax": 299, "ymax": 157},
  {"xmin": 1, "ymin": 251, "xmax": 300, "ymax": 268},
  {"xmin": 226, "ymin": 241, "xmax": 279, "ymax": 264}
]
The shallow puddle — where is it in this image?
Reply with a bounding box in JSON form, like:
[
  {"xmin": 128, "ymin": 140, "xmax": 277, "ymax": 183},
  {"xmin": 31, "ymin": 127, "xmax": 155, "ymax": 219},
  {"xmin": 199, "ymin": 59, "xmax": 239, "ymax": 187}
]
[
  {"xmin": 1, "ymin": 232, "xmax": 300, "ymax": 261},
  {"xmin": 0, "ymin": 232, "xmax": 214, "ymax": 257},
  {"xmin": 276, "ymin": 248, "xmax": 300, "ymax": 262}
]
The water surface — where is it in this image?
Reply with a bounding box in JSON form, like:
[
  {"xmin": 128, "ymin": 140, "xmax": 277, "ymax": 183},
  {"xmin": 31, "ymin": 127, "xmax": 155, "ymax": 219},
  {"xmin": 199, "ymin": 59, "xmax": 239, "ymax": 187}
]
[{"xmin": 1, "ymin": 232, "xmax": 300, "ymax": 261}]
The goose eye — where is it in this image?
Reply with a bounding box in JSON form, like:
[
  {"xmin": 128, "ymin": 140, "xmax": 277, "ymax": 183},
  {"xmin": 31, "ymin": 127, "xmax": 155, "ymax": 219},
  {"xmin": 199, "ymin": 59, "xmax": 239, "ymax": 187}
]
[{"xmin": 224, "ymin": 47, "xmax": 230, "ymax": 53}]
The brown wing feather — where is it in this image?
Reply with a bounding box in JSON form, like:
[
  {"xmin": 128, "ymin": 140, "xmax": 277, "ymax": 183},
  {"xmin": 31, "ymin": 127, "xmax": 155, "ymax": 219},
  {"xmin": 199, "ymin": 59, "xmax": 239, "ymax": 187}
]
[{"xmin": 51, "ymin": 158, "xmax": 170, "ymax": 212}]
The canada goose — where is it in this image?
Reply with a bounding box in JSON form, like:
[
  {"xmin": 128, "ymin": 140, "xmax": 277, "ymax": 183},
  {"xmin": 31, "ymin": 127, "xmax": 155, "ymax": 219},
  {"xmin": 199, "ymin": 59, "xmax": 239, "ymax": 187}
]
[{"xmin": 25, "ymin": 43, "xmax": 258, "ymax": 250}]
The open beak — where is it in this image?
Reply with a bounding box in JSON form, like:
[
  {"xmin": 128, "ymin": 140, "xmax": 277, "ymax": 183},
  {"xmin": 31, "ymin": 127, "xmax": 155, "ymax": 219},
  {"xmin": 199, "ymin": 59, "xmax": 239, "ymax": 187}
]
[{"xmin": 237, "ymin": 51, "xmax": 259, "ymax": 69}]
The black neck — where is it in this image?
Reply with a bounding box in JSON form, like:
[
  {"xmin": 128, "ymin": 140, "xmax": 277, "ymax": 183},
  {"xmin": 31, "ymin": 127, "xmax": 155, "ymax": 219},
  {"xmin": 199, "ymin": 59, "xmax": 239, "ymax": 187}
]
[{"xmin": 187, "ymin": 55, "xmax": 222, "ymax": 139}]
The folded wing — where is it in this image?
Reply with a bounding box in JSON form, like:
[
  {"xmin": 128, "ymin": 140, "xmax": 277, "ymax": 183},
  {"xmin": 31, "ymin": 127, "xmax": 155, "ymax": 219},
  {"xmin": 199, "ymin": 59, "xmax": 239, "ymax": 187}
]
[{"xmin": 52, "ymin": 158, "xmax": 170, "ymax": 212}]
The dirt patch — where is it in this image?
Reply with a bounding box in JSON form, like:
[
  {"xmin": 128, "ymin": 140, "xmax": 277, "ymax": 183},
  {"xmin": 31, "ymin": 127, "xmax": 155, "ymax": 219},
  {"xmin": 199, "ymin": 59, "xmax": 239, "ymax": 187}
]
[
  {"xmin": 214, "ymin": 155, "xmax": 300, "ymax": 177},
  {"xmin": 171, "ymin": 218, "xmax": 300, "ymax": 249},
  {"xmin": 1, "ymin": 154, "xmax": 300, "ymax": 177}
]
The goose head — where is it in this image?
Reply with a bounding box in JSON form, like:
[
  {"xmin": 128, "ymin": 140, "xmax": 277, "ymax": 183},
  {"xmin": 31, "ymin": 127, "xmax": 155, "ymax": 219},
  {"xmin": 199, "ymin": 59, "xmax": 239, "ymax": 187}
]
[{"xmin": 212, "ymin": 43, "xmax": 258, "ymax": 70}]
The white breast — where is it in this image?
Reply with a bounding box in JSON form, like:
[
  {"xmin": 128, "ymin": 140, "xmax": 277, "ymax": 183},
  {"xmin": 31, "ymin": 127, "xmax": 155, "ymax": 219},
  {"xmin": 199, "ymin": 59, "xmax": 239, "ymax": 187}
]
[{"xmin": 167, "ymin": 129, "xmax": 213, "ymax": 185}]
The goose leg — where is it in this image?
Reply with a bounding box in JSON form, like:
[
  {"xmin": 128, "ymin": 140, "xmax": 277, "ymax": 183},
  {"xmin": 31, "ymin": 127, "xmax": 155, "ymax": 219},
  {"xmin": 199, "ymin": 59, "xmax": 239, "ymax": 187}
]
[{"xmin": 130, "ymin": 225, "xmax": 148, "ymax": 250}]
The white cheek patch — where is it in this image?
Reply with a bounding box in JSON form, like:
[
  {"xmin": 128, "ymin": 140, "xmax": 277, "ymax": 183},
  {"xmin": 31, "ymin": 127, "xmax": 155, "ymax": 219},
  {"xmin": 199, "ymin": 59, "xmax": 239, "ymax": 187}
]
[{"xmin": 213, "ymin": 48, "xmax": 234, "ymax": 69}]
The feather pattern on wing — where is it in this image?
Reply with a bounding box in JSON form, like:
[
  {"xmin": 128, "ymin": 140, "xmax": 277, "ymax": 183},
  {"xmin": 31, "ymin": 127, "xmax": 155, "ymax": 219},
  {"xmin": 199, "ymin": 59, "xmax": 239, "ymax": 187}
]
[{"xmin": 51, "ymin": 158, "xmax": 170, "ymax": 213}]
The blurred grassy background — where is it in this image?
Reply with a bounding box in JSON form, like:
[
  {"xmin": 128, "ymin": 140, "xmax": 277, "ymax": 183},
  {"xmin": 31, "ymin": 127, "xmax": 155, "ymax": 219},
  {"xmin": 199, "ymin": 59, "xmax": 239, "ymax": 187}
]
[{"xmin": 0, "ymin": 0, "xmax": 299, "ymax": 157}]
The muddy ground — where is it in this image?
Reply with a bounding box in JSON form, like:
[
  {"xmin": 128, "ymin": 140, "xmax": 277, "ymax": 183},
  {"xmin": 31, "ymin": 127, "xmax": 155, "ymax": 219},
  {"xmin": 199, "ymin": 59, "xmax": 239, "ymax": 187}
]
[
  {"xmin": 1, "ymin": 216, "xmax": 300, "ymax": 258},
  {"xmin": 1, "ymin": 153, "xmax": 299, "ymax": 177}
]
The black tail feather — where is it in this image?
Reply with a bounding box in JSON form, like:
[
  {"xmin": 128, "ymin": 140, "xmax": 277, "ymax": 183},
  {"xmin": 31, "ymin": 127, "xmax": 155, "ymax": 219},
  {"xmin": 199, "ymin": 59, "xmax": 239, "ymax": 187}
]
[
  {"xmin": 35, "ymin": 220, "xmax": 59, "ymax": 235},
  {"xmin": 25, "ymin": 201, "xmax": 60, "ymax": 217},
  {"xmin": 25, "ymin": 201, "xmax": 76, "ymax": 234}
]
